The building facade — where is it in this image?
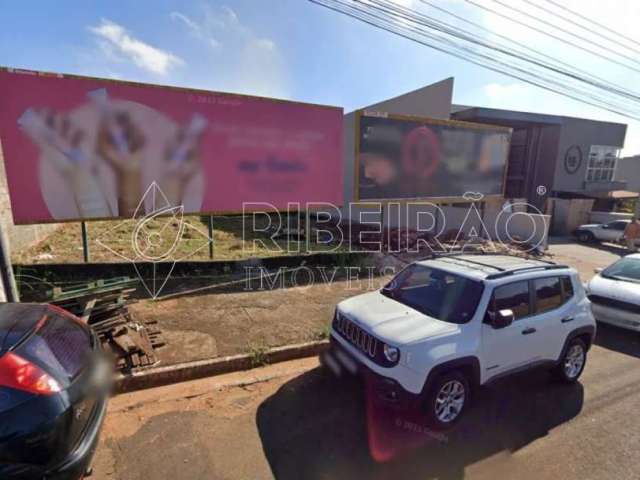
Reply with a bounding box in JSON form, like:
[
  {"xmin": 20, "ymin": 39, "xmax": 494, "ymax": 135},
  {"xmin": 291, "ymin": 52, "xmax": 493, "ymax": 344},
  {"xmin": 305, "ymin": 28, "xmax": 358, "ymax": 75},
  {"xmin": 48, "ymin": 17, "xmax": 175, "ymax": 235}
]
[{"xmin": 451, "ymin": 107, "xmax": 628, "ymax": 211}]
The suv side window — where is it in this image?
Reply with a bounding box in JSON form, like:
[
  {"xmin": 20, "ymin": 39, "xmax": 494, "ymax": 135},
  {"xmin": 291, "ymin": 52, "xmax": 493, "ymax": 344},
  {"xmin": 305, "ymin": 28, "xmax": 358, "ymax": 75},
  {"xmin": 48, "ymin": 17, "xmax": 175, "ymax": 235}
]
[
  {"xmin": 489, "ymin": 281, "xmax": 530, "ymax": 321},
  {"xmin": 561, "ymin": 276, "xmax": 574, "ymax": 301},
  {"xmin": 534, "ymin": 277, "xmax": 563, "ymax": 313},
  {"xmin": 608, "ymin": 221, "xmax": 628, "ymax": 231}
]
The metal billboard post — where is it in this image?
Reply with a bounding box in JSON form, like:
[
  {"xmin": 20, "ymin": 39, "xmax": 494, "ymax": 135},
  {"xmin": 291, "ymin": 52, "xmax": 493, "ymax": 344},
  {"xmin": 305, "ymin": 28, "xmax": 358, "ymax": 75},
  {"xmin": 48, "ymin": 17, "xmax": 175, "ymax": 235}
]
[
  {"xmin": 208, "ymin": 215, "xmax": 214, "ymax": 259},
  {"xmin": 81, "ymin": 221, "xmax": 90, "ymax": 263}
]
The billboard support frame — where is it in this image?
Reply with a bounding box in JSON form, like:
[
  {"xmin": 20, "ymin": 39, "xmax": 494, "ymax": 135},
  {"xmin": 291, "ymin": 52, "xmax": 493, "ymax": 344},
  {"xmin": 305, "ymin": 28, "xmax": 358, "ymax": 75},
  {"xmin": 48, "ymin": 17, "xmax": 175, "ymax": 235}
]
[{"xmin": 81, "ymin": 221, "xmax": 90, "ymax": 263}]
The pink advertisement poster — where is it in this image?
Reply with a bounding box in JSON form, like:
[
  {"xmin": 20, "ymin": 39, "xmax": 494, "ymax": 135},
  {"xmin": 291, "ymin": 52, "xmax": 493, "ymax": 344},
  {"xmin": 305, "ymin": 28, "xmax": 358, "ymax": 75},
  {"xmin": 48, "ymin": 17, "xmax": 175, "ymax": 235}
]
[{"xmin": 0, "ymin": 68, "xmax": 343, "ymax": 224}]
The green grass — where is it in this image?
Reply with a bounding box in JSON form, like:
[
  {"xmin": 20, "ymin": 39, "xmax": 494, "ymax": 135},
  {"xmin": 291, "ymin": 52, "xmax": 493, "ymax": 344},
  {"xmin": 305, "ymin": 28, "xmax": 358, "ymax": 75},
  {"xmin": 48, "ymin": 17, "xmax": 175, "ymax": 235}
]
[
  {"xmin": 247, "ymin": 342, "xmax": 270, "ymax": 368},
  {"xmin": 315, "ymin": 323, "xmax": 332, "ymax": 341},
  {"xmin": 13, "ymin": 214, "xmax": 348, "ymax": 264}
]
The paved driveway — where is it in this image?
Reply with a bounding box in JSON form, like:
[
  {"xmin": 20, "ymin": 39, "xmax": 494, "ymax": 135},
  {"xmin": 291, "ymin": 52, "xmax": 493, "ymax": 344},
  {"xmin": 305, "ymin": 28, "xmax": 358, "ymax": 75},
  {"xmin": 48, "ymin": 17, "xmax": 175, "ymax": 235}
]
[{"xmin": 547, "ymin": 237, "xmax": 624, "ymax": 281}]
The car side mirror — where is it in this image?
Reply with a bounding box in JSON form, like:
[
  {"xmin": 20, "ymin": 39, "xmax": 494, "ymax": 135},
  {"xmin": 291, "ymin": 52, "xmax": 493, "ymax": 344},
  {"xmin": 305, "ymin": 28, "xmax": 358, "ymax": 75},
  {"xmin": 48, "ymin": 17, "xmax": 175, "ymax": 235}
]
[
  {"xmin": 492, "ymin": 309, "xmax": 514, "ymax": 329},
  {"xmin": 594, "ymin": 267, "xmax": 603, "ymax": 274}
]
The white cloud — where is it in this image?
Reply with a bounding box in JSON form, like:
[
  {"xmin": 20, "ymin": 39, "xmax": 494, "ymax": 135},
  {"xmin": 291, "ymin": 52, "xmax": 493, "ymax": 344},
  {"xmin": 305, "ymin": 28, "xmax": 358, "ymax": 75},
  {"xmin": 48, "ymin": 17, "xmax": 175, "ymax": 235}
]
[
  {"xmin": 170, "ymin": 12, "xmax": 220, "ymax": 49},
  {"xmin": 89, "ymin": 19, "xmax": 184, "ymax": 76},
  {"xmin": 170, "ymin": 6, "xmax": 289, "ymax": 98}
]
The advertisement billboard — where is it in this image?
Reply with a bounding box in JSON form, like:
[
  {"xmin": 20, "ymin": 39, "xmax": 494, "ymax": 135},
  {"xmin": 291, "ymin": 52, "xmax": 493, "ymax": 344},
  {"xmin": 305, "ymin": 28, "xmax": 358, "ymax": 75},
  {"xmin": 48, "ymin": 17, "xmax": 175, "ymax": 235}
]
[
  {"xmin": 356, "ymin": 112, "xmax": 510, "ymax": 201},
  {"xmin": 0, "ymin": 68, "xmax": 343, "ymax": 224}
]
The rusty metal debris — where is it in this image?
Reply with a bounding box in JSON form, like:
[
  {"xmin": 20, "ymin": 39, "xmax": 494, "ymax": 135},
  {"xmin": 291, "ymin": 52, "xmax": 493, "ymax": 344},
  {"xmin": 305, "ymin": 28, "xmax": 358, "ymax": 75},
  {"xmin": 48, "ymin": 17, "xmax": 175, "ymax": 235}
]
[{"xmin": 47, "ymin": 277, "xmax": 164, "ymax": 372}]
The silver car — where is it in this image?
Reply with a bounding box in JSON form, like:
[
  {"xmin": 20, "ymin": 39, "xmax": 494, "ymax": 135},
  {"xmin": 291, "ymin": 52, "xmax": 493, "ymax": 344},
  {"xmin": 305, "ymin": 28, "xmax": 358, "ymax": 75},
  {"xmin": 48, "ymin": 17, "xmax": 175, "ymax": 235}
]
[
  {"xmin": 586, "ymin": 254, "xmax": 640, "ymax": 332},
  {"xmin": 573, "ymin": 220, "xmax": 630, "ymax": 244}
]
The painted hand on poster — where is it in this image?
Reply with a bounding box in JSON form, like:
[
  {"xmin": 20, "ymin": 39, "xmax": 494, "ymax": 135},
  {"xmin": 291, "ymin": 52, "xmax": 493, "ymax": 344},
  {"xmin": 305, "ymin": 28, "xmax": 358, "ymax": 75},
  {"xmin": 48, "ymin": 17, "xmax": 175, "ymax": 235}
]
[
  {"xmin": 2, "ymin": 68, "xmax": 342, "ymax": 224},
  {"xmin": 95, "ymin": 110, "xmax": 146, "ymax": 218},
  {"xmin": 160, "ymin": 115, "xmax": 207, "ymax": 207},
  {"xmin": 16, "ymin": 88, "xmax": 205, "ymax": 220},
  {"xmin": 17, "ymin": 109, "xmax": 114, "ymax": 218}
]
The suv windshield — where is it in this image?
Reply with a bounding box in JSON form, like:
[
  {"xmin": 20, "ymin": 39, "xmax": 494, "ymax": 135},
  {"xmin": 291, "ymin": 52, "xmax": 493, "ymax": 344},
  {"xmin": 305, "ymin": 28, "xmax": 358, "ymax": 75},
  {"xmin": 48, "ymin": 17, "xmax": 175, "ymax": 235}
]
[
  {"xmin": 601, "ymin": 257, "xmax": 640, "ymax": 283},
  {"xmin": 381, "ymin": 264, "xmax": 484, "ymax": 324}
]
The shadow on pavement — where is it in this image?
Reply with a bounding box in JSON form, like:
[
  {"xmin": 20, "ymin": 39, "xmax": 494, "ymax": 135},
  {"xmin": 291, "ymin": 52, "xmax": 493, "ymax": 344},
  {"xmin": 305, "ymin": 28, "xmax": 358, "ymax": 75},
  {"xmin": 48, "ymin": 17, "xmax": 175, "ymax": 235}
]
[
  {"xmin": 256, "ymin": 366, "xmax": 584, "ymax": 480},
  {"xmin": 595, "ymin": 322, "xmax": 640, "ymax": 359}
]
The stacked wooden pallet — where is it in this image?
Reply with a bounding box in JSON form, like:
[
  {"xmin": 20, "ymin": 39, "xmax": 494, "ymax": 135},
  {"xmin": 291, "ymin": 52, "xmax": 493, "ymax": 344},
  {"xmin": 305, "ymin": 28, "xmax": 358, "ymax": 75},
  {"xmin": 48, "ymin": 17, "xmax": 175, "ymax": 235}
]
[{"xmin": 47, "ymin": 277, "xmax": 165, "ymax": 372}]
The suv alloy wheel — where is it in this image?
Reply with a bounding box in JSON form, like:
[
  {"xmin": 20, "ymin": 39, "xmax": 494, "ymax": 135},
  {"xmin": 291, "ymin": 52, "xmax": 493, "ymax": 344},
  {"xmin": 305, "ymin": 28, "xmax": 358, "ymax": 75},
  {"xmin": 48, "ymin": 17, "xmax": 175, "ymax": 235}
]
[
  {"xmin": 556, "ymin": 338, "xmax": 587, "ymax": 383},
  {"xmin": 425, "ymin": 371, "xmax": 470, "ymax": 430}
]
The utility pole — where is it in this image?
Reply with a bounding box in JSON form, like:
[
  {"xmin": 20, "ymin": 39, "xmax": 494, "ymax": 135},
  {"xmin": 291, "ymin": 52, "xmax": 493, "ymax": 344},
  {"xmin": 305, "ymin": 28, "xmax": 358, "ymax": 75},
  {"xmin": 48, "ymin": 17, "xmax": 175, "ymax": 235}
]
[{"xmin": 0, "ymin": 224, "xmax": 18, "ymax": 302}]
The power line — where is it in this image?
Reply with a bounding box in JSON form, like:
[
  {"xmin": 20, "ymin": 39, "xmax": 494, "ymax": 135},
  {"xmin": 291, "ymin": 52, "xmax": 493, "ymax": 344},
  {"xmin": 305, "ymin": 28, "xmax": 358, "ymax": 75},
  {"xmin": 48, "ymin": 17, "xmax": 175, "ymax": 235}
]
[
  {"xmin": 525, "ymin": 0, "xmax": 640, "ymax": 57},
  {"xmin": 489, "ymin": 0, "xmax": 640, "ymax": 68},
  {"xmin": 364, "ymin": 0, "xmax": 640, "ymax": 114},
  {"xmin": 418, "ymin": 0, "xmax": 640, "ymax": 102},
  {"xmin": 464, "ymin": 0, "xmax": 640, "ymax": 75},
  {"xmin": 541, "ymin": 0, "xmax": 640, "ymax": 50},
  {"xmin": 310, "ymin": 0, "xmax": 640, "ymax": 119}
]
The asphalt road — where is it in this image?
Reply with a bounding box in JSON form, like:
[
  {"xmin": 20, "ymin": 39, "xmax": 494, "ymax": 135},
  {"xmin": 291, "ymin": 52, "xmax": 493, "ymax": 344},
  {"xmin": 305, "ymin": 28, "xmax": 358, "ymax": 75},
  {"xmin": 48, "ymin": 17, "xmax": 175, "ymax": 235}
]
[
  {"xmin": 91, "ymin": 240, "xmax": 637, "ymax": 480},
  {"xmin": 93, "ymin": 322, "xmax": 640, "ymax": 480}
]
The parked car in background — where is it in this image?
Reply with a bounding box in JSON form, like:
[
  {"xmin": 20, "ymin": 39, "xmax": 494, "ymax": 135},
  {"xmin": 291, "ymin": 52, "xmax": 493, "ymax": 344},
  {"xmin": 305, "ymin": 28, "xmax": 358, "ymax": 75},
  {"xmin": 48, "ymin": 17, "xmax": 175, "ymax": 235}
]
[
  {"xmin": 586, "ymin": 254, "xmax": 640, "ymax": 332},
  {"xmin": 0, "ymin": 303, "xmax": 111, "ymax": 480},
  {"xmin": 573, "ymin": 219, "xmax": 631, "ymax": 244},
  {"xmin": 323, "ymin": 254, "xmax": 596, "ymax": 430}
]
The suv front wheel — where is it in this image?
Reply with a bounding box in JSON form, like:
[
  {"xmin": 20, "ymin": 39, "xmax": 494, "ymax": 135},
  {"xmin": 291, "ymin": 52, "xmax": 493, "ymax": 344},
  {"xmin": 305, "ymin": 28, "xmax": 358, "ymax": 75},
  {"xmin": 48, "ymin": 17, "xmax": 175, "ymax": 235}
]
[
  {"xmin": 555, "ymin": 338, "xmax": 587, "ymax": 383},
  {"xmin": 425, "ymin": 371, "xmax": 470, "ymax": 430}
]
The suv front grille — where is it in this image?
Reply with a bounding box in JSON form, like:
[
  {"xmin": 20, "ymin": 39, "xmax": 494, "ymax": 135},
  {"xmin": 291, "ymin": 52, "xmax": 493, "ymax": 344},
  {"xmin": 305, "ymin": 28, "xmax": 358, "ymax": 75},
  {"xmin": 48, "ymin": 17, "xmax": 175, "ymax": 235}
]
[
  {"xmin": 334, "ymin": 312, "xmax": 377, "ymax": 358},
  {"xmin": 589, "ymin": 294, "xmax": 640, "ymax": 314}
]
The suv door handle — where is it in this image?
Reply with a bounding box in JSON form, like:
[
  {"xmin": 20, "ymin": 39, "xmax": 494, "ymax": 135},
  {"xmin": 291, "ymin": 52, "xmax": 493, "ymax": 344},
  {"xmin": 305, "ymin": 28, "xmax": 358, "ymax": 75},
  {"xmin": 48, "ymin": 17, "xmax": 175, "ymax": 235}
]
[
  {"xmin": 522, "ymin": 327, "xmax": 537, "ymax": 335},
  {"xmin": 561, "ymin": 316, "xmax": 574, "ymax": 323}
]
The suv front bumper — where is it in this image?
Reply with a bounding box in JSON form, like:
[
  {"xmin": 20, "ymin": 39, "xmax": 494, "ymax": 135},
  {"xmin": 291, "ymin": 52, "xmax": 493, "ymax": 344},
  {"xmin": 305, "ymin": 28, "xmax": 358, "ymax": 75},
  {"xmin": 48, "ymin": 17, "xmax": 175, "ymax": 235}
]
[{"xmin": 322, "ymin": 335, "xmax": 422, "ymax": 411}]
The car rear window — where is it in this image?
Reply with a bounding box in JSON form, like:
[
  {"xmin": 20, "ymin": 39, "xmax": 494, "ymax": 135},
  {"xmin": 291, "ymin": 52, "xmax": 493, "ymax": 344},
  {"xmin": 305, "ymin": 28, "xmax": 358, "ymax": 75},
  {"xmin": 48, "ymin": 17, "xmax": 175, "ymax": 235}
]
[
  {"xmin": 561, "ymin": 276, "xmax": 574, "ymax": 300},
  {"xmin": 534, "ymin": 277, "xmax": 563, "ymax": 313},
  {"xmin": 16, "ymin": 312, "xmax": 92, "ymax": 381}
]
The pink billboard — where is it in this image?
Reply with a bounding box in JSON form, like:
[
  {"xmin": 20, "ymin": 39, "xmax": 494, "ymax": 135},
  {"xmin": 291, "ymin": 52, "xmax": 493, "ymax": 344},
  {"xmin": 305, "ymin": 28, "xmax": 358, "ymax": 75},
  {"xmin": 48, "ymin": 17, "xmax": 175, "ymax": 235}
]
[{"xmin": 0, "ymin": 68, "xmax": 343, "ymax": 224}]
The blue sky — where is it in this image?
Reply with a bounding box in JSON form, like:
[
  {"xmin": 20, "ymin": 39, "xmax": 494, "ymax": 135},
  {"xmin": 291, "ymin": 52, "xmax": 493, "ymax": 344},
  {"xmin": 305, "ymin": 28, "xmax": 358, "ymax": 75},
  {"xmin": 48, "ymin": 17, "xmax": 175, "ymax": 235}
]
[{"xmin": 2, "ymin": 0, "xmax": 640, "ymax": 153}]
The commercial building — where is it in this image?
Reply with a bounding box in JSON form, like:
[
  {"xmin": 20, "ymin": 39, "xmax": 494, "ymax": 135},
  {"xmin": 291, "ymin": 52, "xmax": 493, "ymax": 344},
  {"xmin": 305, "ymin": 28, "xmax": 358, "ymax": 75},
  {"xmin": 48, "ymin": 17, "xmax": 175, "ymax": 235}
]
[
  {"xmin": 342, "ymin": 78, "xmax": 633, "ymax": 238},
  {"xmin": 615, "ymin": 155, "xmax": 640, "ymax": 195},
  {"xmin": 451, "ymin": 106, "xmax": 628, "ymax": 211}
]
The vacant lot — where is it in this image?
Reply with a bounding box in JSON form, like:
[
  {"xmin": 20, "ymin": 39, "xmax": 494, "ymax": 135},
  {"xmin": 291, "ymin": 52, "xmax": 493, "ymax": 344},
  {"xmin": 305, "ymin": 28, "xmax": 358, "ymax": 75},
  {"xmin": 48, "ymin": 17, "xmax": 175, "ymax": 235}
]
[
  {"xmin": 13, "ymin": 214, "xmax": 343, "ymax": 264},
  {"xmin": 116, "ymin": 239, "xmax": 623, "ymax": 367}
]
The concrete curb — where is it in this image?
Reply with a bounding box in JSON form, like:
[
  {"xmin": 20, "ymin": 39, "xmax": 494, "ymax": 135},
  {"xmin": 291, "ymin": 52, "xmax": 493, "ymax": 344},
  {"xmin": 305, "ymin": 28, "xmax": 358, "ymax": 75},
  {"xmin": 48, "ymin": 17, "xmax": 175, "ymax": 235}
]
[{"xmin": 114, "ymin": 340, "xmax": 329, "ymax": 394}]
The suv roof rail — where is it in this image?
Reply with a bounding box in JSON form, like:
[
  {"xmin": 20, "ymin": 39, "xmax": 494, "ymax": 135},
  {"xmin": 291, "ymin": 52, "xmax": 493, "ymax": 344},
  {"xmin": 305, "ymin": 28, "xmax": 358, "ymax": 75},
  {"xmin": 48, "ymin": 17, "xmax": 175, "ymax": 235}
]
[
  {"xmin": 436, "ymin": 256, "xmax": 506, "ymax": 272},
  {"xmin": 485, "ymin": 264, "xmax": 569, "ymax": 280}
]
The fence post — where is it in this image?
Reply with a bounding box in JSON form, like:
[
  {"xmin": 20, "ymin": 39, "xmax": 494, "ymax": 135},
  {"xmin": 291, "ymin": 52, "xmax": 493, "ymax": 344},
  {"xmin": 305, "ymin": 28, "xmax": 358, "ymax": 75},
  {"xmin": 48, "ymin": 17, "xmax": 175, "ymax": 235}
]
[
  {"xmin": 81, "ymin": 221, "xmax": 90, "ymax": 263},
  {"xmin": 208, "ymin": 215, "xmax": 214, "ymax": 259}
]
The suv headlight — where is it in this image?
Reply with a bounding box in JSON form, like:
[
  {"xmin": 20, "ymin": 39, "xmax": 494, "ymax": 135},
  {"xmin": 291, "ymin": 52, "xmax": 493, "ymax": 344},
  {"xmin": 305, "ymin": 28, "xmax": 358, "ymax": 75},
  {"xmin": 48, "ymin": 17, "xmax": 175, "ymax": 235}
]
[{"xmin": 383, "ymin": 344, "xmax": 400, "ymax": 364}]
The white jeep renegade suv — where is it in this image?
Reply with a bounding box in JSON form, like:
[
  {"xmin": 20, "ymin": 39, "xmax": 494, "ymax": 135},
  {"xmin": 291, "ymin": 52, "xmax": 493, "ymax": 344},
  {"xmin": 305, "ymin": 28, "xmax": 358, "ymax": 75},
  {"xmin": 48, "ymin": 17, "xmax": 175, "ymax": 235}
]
[{"xmin": 323, "ymin": 254, "xmax": 596, "ymax": 430}]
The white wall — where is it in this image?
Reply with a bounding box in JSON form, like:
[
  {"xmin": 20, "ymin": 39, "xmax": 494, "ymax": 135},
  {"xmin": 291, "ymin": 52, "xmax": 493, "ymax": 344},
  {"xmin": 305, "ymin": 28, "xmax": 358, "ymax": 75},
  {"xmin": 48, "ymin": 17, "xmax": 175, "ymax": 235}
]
[{"xmin": 0, "ymin": 141, "xmax": 61, "ymax": 256}]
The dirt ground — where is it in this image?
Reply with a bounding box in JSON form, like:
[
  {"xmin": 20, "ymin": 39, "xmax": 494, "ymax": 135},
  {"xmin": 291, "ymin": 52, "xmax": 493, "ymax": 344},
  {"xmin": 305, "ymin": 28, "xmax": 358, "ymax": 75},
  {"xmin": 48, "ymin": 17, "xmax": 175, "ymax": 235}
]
[
  {"xmin": 130, "ymin": 269, "xmax": 394, "ymax": 364},
  {"xmin": 123, "ymin": 239, "xmax": 626, "ymax": 367}
]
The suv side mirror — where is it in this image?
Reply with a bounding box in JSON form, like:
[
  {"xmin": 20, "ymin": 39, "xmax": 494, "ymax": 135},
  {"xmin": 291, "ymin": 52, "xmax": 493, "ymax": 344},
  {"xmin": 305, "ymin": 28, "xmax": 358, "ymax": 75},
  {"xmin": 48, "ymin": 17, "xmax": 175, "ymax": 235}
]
[{"xmin": 492, "ymin": 309, "xmax": 514, "ymax": 329}]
